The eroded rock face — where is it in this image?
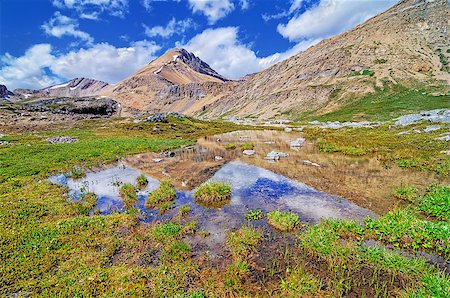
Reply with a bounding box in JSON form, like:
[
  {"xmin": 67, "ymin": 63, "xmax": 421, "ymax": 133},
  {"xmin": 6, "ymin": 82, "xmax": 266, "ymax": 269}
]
[{"xmin": 0, "ymin": 85, "xmax": 14, "ymax": 100}]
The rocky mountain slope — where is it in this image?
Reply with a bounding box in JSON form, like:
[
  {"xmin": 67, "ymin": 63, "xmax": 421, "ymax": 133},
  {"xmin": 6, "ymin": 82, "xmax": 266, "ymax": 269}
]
[
  {"xmin": 197, "ymin": 0, "xmax": 450, "ymax": 118},
  {"xmin": 101, "ymin": 48, "xmax": 228, "ymax": 113},
  {"xmin": 14, "ymin": 78, "xmax": 110, "ymax": 100},
  {"xmin": 108, "ymin": 0, "xmax": 448, "ymax": 119}
]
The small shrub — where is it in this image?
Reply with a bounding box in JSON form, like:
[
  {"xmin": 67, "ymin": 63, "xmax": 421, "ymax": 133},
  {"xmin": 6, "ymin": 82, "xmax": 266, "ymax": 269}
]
[
  {"xmin": 341, "ymin": 146, "xmax": 366, "ymax": 156},
  {"xmin": 119, "ymin": 183, "xmax": 138, "ymax": 210},
  {"xmin": 194, "ymin": 181, "xmax": 231, "ymax": 207},
  {"xmin": 239, "ymin": 143, "xmax": 254, "ymax": 150},
  {"xmin": 146, "ymin": 180, "xmax": 176, "ymax": 208},
  {"xmin": 178, "ymin": 204, "xmax": 191, "ymax": 217},
  {"xmin": 136, "ymin": 174, "xmax": 148, "ymax": 189},
  {"xmin": 245, "ymin": 209, "xmax": 263, "ymax": 221},
  {"xmin": 267, "ymin": 210, "xmax": 300, "ymax": 232},
  {"xmin": 161, "ymin": 241, "xmax": 191, "ymax": 262},
  {"xmin": 225, "ymin": 143, "xmax": 237, "ymax": 150}
]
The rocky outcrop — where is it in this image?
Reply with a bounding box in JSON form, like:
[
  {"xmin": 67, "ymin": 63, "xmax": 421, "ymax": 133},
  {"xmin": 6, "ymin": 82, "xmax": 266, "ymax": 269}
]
[
  {"xmin": 0, "ymin": 85, "xmax": 14, "ymax": 101},
  {"xmin": 14, "ymin": 78, "xmax": 110, "ymax": 99},
  {"xmin": 22, "ymin": 97, "xmax": 119, "ymax": 116}
]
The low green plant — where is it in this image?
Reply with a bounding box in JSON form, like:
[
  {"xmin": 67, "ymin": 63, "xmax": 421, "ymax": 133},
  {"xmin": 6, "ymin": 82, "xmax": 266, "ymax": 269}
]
[
  {"xmin": 146, "ymin": 180, "xmax": 176, "ymax": 208},
  {"xmin": 245, "ymin": 209, "xmax": 263, "ymax": 221},
  {"xmin": 158, "ymin": 201, "xmax": 174, "ymax": 214},
  {"xmin": 182, "ymin": 220, "xmax": 197, "ymax": 235},
  {"xmin": 136, "ymin": 174, "xmax": 148, "ymax": 189},
  {"xmin": 416, "ymin": 184, "xmax": 450, "ymax": 221},
  {"xmin": 178, "ymin": 204, "xmax": 191, "ymax": 217},
  {"xmin": 393, "ymin": 185, "xmax": 418, "ymax": 202},
  {"xmin": 69, "ymin": 167, "xmax": 86, "ymax": 179},
  {"xmin": 193, "ymin": 181, "xmax": 231, "ymax": 207},
  {"xmin": 226, "ymin": 226, "xmax": 262, "ymax": 260},
  {"xmin": 119, "ymin": 183, "xmax": 138, "ymax": 210},
  {"xmin": 154, "ymin": 222, "xmax": 182, "ymax": 239},
  {"xmin": 374, "ymin": 58, "xmax": 387, "ymax": 64},
  {"xmin": 239, "ymin": 143, "xmax": 254, "ymax": 150},
  {"xmin": 75, "ymin": 192, "xmax": 98, "ymax": 215},
  {"xmin": 267, "ymin": 210, "xmax": 300, "ymax": 232},
  {"xmin": 225, "ymin": 143, "xmax": 236, "ymax": 150}
]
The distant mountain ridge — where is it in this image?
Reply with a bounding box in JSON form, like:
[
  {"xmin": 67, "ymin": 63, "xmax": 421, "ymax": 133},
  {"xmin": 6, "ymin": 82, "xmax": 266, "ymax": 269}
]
[{"xmin": 13, "ymin": 78, "xmax": 110, "ymax": 100}]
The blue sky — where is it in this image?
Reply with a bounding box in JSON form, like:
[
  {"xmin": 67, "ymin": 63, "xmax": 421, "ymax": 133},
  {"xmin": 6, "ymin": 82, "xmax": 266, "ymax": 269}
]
[{"xmin": 0, "ymin": 0, "xmax": 397, "ymax": 90}]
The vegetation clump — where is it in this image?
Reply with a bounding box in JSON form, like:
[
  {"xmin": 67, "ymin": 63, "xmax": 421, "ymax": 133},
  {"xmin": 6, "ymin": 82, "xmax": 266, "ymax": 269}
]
[
  {"xmin": 178, "ymin": 204, "xmax": 191, "ymax": 217},
  {"xmin": 225, "ymin": 143, "xmax": 237, "ymax": 150},
  {"xmin": 146, "ymin": 180, "xmax": 176, "ymax": 208},
  {"xmin": 136, "ymin": 174, "xmax": 148, "ymax": 189},
  {"xmin": 119, "ymin": 183, "xmax": 138, "ymax": 210},
  {"xmin": 393, "ymin": 185, "xmax": 418, "ymax": 202},
  {"xmin": 416, "ymin": 184, "xmax": 450, "ymax": 221},
  {"xmin": 267, "ymin": 210, "xmax": 300, "ymax": 231},
  {"xmin": 193, "ymin": 181, "xmax": 231, "ymax": 207},
  {"xmin": 75, "ymin": 192, "xmax": 97, "ymax": 215},
  {"xmin": 245, "ymin": 209, "xmax": 263, "ymax": 221},
  {"xmin": 239, "ymin": 142, "xmax": 254, "ymax": 150},
  {"xmin": 226, "ymin": 226, "xmax": 262, "ymax": 261},
  {"xmin": 69, "ymin": 167, "xmax": 86, "ymax": 179}
]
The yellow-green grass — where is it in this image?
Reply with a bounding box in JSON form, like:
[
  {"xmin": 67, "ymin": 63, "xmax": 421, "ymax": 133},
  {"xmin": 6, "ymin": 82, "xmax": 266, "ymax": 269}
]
[
  {"xmin": 146, "ymin": 180, "xmax": 177, "ymax": 209},
  {"xmin": 193, "ymin": 181, "xmax": 231, "ymax": 207}
]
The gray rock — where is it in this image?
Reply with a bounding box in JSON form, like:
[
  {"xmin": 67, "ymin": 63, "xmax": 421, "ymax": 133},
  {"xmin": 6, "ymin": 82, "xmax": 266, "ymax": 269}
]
[
  {"xmin": 303, "ymin": 160, "xmax": 321, "ymax": 167},
  {"xmin": 394, "ymin": 109, "xmax": 450, "ymax": 126},
  {"xmin": 290, "ymin": 137, "xmax": 305, "ymax": 147},
  {"xmin": 423, "ymin": 125, "xmax": 442, "ymax": 132},
  {"xmin": 214, "ymin": 156, "xmax": 224, "ymax": 161},
  {"xmin": 242, "ymin": 150, "xmax": 255, "ymax": 156},
  {"xmin": 265, "ymin": 151, "xmax": 289, "ymax": 160},
  {"xmin": 146, "ymin": 112, "xmax": 185, "ymax": 123},
  {"xmin": 47, "ymin": 136, "xmax": 78, "ymax": 144}
]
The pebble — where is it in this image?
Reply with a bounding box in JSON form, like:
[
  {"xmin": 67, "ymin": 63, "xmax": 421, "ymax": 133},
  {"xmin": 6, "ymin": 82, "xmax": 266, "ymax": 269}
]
[
  {"xmin": 303, "ymin": 160, "xmax": 321, "ymax": 167},
  {"xmin": 215, "ymin": 156, "xmax": 224, "ymax": 161},
  {"xmin": 265, "ymin": 151, "xmax": 289, "ymax": 160},
  {"xmin": 152, "ymin": 158, "xmax": 163, "ymax": 163}
]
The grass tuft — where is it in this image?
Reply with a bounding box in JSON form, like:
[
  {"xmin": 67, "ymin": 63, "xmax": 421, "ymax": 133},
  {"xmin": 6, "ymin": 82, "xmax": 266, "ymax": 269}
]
[
  {"xmin": 119, "ymin": 183, "xmax": 138, "ymax": 210},
  {"xmin": 267, "ymin": 210, "xmax": 300, "ymax": 232},
  {"xmin": 193, "ymin": 181, "xmax": 231, "ymax": 207},
  {"xmin": 136, "ymin": 174, "xmax": 148, "ymax": 189},
  {"xmin": 146, "ymin": 180, "xmax": 176, "ymax": 208}
]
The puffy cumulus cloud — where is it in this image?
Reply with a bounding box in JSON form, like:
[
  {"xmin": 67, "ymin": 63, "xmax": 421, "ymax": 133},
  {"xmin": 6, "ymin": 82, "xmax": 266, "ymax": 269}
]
[
  {"xmin": 0, "ymin": 41, "xmax": 161, "ymax": 90},
  {"xmin": 0, "ymin": 44, "xmax": 60, "ymax": 90},
  {"xmin": 51, "ymin": 40, "xmax": 161, "ymax": 83},
  {"xmin": 181, "ymin": 27, "xmax": 319, "ymax": 80},
  {"xmin": 188, "ymin": 0, "xmax": 234, "ymax": 24},
  {"xmin": 42, "ymin": 12, "xmax": 94, "ymax": 44},
  {"xmin": 143, "ymin": 18, "xmax": 195, "ymax": 38},
  {"xmin": 277, "ymin": 0, "xmax": 397, "ymax": 41},
  {"xmin": 52, "ymin": 0, "xmax": 129, "ymax": 18}
]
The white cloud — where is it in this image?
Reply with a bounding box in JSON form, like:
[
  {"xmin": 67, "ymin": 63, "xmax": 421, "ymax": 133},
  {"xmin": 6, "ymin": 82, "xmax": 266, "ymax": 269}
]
[
  {"xmin": 0, "ymin": 44, "xmax": 60, "ymax": 90},
  {"xmin": 42, "ymin": 12, "xmax": 94, "ymax": 44},
  {"xmin": 52, "ymin": 0, "xmax": 129, "ymax": 18},
  {"xmin": 0, "ymin": 41, "xmax": 161, "ymax": 90},
  {"xmin": 277, "ymin": 0, "xmax": 397, "ymax": 41},
  {"xmin": 51, "ymin": 41, "xmax": 161, "ymax": 83},
  {"xmin": 143, "ymin": 18, "xmax": 194, "ymax": 38},
  {"xmin": 239, "ymin": 0, "xmax": 250, "ymax": 10},
  {"xmin": 181, "ymin": 27, "xmax": 318, "ymax": 80},
  {"xmin": 289, "ymin": 0, "xmax": 302, "ymax": 13},
  {"xmin": 188, "ymin": 0, "xmax": 234, "ymax": 24}
]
